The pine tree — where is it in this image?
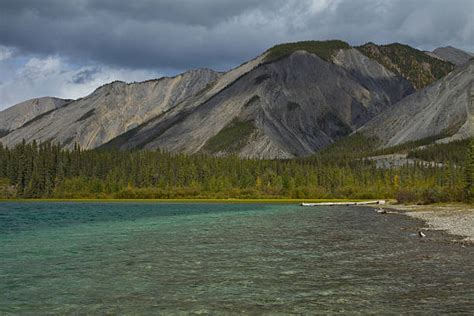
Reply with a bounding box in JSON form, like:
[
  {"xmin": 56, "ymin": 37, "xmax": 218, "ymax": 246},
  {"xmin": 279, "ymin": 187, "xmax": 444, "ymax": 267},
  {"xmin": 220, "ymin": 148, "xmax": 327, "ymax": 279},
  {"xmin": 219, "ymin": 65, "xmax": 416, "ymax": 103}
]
[{"xmin": 465, "ymin": 139, "xmax": 474, "ymax": 202}]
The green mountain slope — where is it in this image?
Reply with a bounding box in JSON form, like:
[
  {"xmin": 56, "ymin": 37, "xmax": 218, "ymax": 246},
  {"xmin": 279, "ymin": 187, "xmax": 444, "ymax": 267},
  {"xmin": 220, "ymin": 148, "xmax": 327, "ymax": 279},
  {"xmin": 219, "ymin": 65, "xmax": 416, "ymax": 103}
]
[
  {"xmin": 357, "ymin": 42, "xmax": 455, "ymax": 89},
  {"xmin": 264, "ymin": 40, "xmax": 351, "ymax": 63}
]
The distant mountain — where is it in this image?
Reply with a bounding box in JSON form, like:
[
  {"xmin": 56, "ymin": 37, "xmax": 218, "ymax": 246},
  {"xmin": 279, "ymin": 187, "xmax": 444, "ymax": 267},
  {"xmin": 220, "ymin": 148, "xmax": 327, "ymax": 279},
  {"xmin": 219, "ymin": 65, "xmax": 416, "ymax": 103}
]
[
  {"xmin": 1, "ymin": 40, "xmax": 469, "ymax": 159},
  {"xmin": 0, "ymin": 69, "xmax": 218, "ymax": 149},
  {"xmin": 357, "ymin": 42, "xmax": 454, "ymax": 89},
  {"xmin": 0, "ymin": 97, "xmax": 70, "ymax": 137},
  {"xmin": 431, "ymin": 46, "xmax": 473, "ymax": 66},
  {"xmin": 359, "ymin": 60, "xmax": 473, "ymax": 147}
]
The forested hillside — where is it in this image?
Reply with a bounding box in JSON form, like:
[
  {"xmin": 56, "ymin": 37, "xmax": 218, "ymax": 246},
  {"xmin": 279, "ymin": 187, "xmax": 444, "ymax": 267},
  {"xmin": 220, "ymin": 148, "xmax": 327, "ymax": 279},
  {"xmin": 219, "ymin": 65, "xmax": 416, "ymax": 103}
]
[
  {"xmin": 357, "ymin": 42, "xmax": 454, "ymax": 89},
  {"xmin": 264, "ymin": 40, "xmax": 351, "ymax": 62},
  {"xmin": 0, "ymin": 139, "xmax": 471, "ymax": 203}
]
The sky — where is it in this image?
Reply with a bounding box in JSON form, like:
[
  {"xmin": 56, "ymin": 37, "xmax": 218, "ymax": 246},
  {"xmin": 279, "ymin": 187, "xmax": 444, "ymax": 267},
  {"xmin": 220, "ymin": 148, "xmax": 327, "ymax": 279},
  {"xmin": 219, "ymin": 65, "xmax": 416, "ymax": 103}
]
[{"xmin": 0, "ymin": 0, "xmax": 473, "ymax": 110}]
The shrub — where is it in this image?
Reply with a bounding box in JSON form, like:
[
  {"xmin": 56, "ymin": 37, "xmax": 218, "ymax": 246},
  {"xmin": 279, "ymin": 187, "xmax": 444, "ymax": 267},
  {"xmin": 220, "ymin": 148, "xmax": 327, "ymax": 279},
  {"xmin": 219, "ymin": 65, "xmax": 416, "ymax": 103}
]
[{"xmin": 395, "ymin": 189, "xmax": 419, "ymax": 204}]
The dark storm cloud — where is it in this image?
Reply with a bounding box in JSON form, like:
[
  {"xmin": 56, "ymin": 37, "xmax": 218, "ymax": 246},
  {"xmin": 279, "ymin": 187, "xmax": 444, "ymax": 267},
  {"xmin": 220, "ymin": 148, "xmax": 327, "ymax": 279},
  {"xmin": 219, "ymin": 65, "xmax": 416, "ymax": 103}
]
[
  {"xmin": 88, "ymin": 0, "xmax": 285, "ymax": 27},
  {"xmin": 303, "ymin": 0, "xmax": 473, "ymax": 50},
  {"xmin": 0, "ymin": 0, "xmax": 291, "ymax": 71},
  {"xmin": 1, "ymin": 0, "xmax": 283, "ymax": 26},
  {"xmin": 0, "ymin": 0, "xmax": 472, "ymax": 72}
]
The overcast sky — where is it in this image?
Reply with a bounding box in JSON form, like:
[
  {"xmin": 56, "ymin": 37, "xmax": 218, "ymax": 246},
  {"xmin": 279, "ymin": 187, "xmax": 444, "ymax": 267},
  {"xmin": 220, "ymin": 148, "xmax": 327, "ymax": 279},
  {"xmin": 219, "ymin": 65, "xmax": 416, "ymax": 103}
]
[{"xmin": 0, "ymin": 0, "xmax": 473, "ymax": 110}]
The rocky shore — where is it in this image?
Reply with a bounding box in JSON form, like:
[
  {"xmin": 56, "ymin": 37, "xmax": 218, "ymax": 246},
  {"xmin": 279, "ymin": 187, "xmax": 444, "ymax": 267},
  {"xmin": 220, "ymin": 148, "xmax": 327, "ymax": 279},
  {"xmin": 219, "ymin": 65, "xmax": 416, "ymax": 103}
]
[{"xmin": 387, "ymin": 204, "xmax": 474, "ymax": 243}]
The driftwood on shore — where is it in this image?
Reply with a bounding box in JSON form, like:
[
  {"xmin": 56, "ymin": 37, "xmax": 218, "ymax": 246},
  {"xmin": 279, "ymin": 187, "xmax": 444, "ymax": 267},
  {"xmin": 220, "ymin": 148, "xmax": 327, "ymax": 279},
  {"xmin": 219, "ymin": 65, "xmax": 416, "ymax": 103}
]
[{"xmin": 300, "ymin": 200, "xmax": 386, "ymax": 207}]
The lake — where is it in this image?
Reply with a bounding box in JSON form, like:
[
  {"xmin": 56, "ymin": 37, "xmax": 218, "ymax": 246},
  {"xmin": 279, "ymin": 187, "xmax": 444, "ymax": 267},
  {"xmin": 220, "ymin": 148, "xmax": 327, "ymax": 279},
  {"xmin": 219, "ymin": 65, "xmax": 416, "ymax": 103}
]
[{"xmin": 0, "ymin": 202, "xmax": 473, "ymax": 314}]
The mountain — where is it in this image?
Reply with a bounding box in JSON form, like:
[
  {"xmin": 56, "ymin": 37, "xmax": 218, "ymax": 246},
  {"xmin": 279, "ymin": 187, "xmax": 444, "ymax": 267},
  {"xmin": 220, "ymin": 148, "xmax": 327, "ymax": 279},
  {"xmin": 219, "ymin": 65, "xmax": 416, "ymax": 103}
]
[
  {"xmin": 0, "ymin": 69, "xmax": 219, "ymax": 149},
  {"xmin": 357, "ymin": 42, "xmax": 455, "ymax": 90},
  {"xmin": 0, "ymin": 97, "xmax": 70, "ymax": 137},
  {"xmin": 1, "ymin": 40, "xmax": 466, "ymax": 159},
  {"xmin": 359, "ymin": 59, "xmax": 473, "ymax": 147},
  {"xmin": 104, "ymin": 43, "xmax": 413, "ymax": 158},
  {"xmin": 431, "ymin": 46, "xmax": 473, "ymax": 66}
]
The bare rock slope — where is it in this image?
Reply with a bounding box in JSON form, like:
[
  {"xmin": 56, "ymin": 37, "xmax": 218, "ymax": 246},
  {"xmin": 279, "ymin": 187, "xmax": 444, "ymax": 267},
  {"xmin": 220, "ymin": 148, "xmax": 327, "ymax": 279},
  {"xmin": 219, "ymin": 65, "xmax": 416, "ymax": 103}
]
[
  {"xmin": 0, "ymin": 69, "xmax": 219, "ymax": 149},
  {"xmin": 359, "ymin": 60, "xmax": 474, "ymax": 147},
  {"xmin": 106, "ymin": 48, "xmax": 413, "ymax": 158},
  {"xmin": 0, "ymin": 97, "xmax": 70, "ymax": 137},
  {"xmin": 432, "ymin": 46, "xmax": 473, "ymax": 66}
]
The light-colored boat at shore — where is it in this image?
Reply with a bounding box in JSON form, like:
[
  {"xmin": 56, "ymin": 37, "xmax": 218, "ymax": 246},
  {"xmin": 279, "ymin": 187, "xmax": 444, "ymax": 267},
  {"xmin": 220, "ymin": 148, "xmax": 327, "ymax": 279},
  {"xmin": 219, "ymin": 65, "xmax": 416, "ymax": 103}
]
[{"xmin": 300, "ymin": 200, "xmax": 386, "ymax": 207}]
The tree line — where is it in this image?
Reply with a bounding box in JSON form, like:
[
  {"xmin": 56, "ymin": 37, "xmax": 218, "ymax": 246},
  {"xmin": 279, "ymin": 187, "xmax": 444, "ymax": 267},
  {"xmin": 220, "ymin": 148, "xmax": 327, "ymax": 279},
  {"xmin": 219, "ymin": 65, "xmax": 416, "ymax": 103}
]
[{"xmin": 0, "ymin": 139, "xmax": 472, "ymax": 203}]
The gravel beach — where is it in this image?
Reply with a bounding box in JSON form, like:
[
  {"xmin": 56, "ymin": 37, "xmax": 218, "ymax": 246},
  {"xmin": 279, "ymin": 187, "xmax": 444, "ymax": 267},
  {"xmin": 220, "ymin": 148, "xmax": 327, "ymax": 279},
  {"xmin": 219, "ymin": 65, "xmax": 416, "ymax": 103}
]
[{"xmin": 388, "ymin": 204, "xmax": 474, "ymax": 243}]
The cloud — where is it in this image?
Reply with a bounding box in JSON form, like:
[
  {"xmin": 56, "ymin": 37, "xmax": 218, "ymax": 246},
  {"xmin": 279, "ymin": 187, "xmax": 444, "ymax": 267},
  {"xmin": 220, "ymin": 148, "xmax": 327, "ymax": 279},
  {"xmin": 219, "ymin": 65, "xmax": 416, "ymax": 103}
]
[
  {"xmin": 70, "ymin": 68, "xmax": 101, "ymax": 85},
  {"xmin": 0, "ymin": 54, "xmax": 161, "ymax": 109},
  {"xmin": 0, "ymin": 0, "xmax": 473, "ymax": 109},
  {"xmin": 1, "ymin": 0, "xmax": 471, "ymax": 71},
  {"xmin": 0, "ymin": 0, "xmax": 290, "ymax": 71},
  {"xmin": 0, "ymin": 46, "xmax": 14, "ymax": 61}
]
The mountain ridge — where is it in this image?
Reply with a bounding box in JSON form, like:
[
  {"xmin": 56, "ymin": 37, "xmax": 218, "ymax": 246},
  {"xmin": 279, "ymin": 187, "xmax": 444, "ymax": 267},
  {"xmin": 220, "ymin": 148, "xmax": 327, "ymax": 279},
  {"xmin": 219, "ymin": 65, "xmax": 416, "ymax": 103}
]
[
  {"xmin": 0, "ymin": 68, "xmax": 220, "ymax": 149},
  {"xmin": 432, "ymin": 46, "xmax": 473, "ymax": 66},
  {"xmin": 0, "ymin": 97, "xmax": 71, "ymax": 137},
  {"xmin": 359, "ymin": 59, "xmax": 473, "ymax": 147},
  {"xmin": 0, "ymin": 40, "xmax": 469, "ymax": 159},
  {"xmin": 103, "ymin": 48, "xmax": 414, "ymax": 158},
  {"xmin": 356, "ymin": 42, "xmax": 455, "ymax": 89}
]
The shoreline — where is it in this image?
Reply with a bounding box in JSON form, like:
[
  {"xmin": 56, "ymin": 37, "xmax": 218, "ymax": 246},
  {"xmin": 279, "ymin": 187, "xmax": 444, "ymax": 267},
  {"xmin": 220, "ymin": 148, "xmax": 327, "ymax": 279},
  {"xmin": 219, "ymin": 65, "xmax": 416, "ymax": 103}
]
[
  {"xmin": 0, "ymin": 198, "xmax": 374, "ymax": 204},
  {"xmin": 384, "ymin": 204, "xmax": 474, "ymax": 244}
]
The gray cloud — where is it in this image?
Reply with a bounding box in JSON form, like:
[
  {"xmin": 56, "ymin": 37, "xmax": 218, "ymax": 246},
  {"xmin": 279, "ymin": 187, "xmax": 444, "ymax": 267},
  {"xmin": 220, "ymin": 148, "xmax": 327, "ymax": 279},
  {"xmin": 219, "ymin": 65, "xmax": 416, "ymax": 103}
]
[
  {"xmin": 0, "ymin": 0, "xmax": 474, "ymax": 69},
  {"xmin": 70, "ymin": 67, "xmax": 101, "ymax": 84},
  {"xmin": 0, "ymin": 54, "xmax": 162, "ymax": 109},
  {"xmin": 0, "ymin": 0, "xmax": 472, "ymax": 109},
  {"xmin": 1, "ymin": 0, "xmax": 471, "ymax": 72},
  {"xmin": 0, "ymin": 0, "xmax": 291, "ymax": 71}
]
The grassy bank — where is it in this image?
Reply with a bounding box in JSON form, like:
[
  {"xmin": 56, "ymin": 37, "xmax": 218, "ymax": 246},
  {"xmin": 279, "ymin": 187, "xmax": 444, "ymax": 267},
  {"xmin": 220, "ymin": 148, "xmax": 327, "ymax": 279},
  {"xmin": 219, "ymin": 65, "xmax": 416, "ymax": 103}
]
[{"xmin": 0, "ymin": 198, "xmax": 374, "ymax": 204}]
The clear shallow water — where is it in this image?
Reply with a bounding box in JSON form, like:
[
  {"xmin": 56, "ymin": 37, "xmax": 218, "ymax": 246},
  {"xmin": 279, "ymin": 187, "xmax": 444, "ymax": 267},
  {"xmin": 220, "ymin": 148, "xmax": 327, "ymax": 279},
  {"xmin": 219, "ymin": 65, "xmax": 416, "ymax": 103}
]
[{"xmin": 0, "ymin": 202, "xmax": 473, "ymax": 314}]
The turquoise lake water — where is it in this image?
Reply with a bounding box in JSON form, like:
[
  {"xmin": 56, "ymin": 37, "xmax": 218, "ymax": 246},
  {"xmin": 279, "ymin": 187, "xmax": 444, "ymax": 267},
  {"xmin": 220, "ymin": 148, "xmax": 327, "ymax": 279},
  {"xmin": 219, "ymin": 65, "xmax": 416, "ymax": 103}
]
[{"xmin": 0, "ymin": 202, "xmax": 473, "ymax": 314}]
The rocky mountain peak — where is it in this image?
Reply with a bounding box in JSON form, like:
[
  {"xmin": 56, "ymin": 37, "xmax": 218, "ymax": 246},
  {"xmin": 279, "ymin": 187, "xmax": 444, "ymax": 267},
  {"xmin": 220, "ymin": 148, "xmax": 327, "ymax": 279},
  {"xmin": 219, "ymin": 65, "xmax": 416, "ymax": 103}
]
[{"xmin": 432, "ymin": 46, "xmax": 473, "ymax": 66}]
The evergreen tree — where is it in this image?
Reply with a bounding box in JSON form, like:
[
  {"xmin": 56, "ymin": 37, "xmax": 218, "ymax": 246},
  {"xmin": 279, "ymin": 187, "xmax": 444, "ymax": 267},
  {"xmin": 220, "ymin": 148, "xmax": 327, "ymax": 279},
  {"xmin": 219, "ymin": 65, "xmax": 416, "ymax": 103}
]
[
  {"xmin": 465, "ymin": 139, "xmax": 474, "ymax": 202},
  {"xmin": 0, "ymin": 138, "xmax": 469, "ymax": 202}
]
